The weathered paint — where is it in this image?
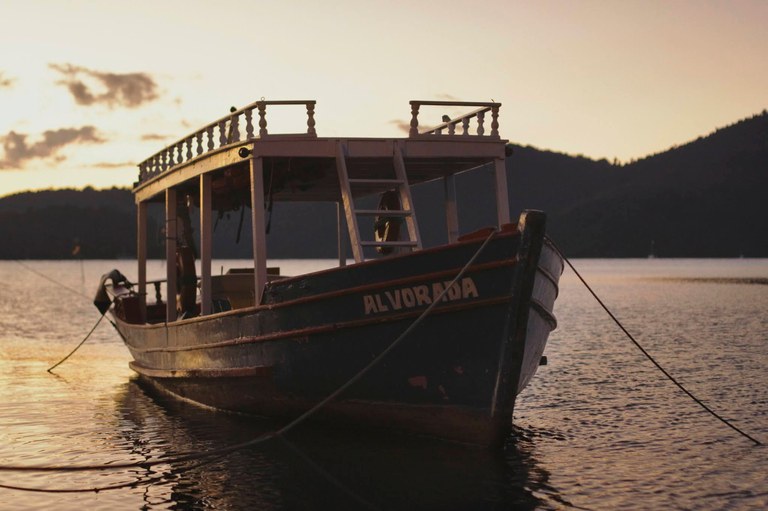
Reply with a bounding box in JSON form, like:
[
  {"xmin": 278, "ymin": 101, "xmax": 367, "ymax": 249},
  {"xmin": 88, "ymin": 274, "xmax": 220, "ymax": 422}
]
[{"xmin": 111, "ymin": 213, "xmax": 563, "ymax": 447}]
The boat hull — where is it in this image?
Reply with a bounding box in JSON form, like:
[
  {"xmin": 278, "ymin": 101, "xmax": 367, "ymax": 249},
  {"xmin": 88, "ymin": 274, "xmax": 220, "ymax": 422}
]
[{"xmin": 113, "ymin": 211, "xmax": 562, "ymax": 446}]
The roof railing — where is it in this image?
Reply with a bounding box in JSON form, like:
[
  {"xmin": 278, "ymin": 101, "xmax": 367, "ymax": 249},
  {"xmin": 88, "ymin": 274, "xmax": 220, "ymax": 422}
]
[
  {"xmin": 138, "ymin": 100, "xmax": 317, "ymax": 182},
  {"xmin": 408, "ymin": 100, "xmax": 501, "ymax": 138}
]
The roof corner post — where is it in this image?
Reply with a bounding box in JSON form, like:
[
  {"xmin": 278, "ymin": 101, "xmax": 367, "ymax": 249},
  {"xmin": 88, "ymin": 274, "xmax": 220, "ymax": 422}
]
[
  {"xmin": 199, "ymin": 173, "xmax": 213, "ymax": 315},
  {"xmin": 137, "ymin": 200, "xmax": 147, "ymax": 323},
  {"xmin": 444, "ymin": 174, "xmax": 459, "ymax": 243},
  {"xmin": 250, "ymin": 156, "xmax": 268, "ymax": 305},
  {"xmin": 494, "ymin": 157, "xmax": 511, "ymax": 226}
]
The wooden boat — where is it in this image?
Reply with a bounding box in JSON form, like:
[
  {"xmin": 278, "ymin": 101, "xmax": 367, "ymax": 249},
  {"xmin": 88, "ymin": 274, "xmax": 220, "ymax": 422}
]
[{"xmin": 95, "ymin": 99, "xmax": 563, "ymax": 448}]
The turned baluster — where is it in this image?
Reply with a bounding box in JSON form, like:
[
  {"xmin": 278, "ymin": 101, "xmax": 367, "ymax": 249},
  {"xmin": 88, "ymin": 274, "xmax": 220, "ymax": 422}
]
[
  {"xmin": 476, "ymin": 111, "xmax": 485, "ymax": 136},
  {"xmin": 409, "ymin": 102, "xmax": 420, "ymax": 137},
  {"xmin": 490, "ymin": 106, "xmax": 499, "ymax": 138},
  {"xmin": 258, "ymin": 103, "xmax": 268, "ymax": 137},
  {"xmin": 206, "ymin": 126, "xmax": 215, "ymax": 151},
  {"xmin": 245, "ymin": 109, "xmax": 254, "ymax": 139},
  {"xmin": 196, "ymin": 132, "xmax": 203, "ymax": 156},
  {"xmin": 461, "ymin": 118, "xmax": 470, "ymax": 136},
  {"xmin": 218, "ymin": 120, "xmax": 227, "ymax": 146},
  {"xmin": 230, "ymin": 113, "xmax": 240, "ymax": 142},
  {"xmin": 306, "ymin": 102, "xmax": 316, "ymax": 135}
]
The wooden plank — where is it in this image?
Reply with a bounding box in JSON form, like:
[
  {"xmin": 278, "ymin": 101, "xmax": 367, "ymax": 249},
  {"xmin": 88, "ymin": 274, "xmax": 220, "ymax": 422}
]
[
  {"xmin": 337, "ymin": 202, "xmax": 346, "ymax": 268},
  {"xmin": 354, "ymin": 209, "xmax": 411, "ymax": 216}
]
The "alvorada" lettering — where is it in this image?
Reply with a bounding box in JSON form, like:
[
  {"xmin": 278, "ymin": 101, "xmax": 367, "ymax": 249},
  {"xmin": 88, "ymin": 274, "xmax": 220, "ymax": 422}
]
[{"xmin": 363, "ymin": 277, "xmax": 479, "ymax": 315}]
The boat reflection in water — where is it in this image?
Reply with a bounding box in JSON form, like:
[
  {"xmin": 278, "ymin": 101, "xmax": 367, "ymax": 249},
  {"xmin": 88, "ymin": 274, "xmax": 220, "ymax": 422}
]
[{"xmin": 116, "ymin": 378, "xmax": 557, "ymax": 510}]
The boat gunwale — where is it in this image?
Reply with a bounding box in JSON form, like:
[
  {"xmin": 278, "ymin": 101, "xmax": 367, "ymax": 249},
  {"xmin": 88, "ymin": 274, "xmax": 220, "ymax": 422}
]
[
  {"xmin": 121, "ymin": 294, "xmax": 519, "ymax": 355},
  {"xmin": 116, "ymin": 230, "xmax": 525, "ymax": 331}
]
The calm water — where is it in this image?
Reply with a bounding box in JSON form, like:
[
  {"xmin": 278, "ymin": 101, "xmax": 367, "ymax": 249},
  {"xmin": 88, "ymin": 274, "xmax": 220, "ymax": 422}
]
[{"xmin": 0, "ymin": 258, "xmax": 766, "ymax": 510}]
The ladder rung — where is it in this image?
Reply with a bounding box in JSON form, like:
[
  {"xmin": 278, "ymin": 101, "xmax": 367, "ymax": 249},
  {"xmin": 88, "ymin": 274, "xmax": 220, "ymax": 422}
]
[
  {"xmin": 361, "ymin": 241, "xmax": 418, "ymax": 247},
  {"xmin": 355, "ymin": 209, "xmax": 411, "ymax": 216},
  {"xmin": 348, "ymin": 178, "xmax": 403, "ymax": 185}
]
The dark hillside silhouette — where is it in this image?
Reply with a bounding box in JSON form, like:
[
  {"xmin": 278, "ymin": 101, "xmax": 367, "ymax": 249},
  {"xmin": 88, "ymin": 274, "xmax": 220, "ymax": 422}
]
[{"xmin": 1, "ymin": 111, "xmax": 765, "ymax": 258}]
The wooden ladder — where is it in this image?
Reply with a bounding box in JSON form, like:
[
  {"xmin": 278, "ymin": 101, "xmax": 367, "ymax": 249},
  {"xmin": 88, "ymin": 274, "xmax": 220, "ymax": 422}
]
[{"xmin": 336, "ymin": 141, "xmax": 422, "ymax": 262}]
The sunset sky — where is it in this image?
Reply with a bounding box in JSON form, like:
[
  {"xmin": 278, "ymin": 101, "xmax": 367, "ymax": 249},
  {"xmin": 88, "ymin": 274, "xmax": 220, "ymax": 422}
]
[{"xmin": 1, "ymin": 0, "xmax": 766, "ymax": 198}]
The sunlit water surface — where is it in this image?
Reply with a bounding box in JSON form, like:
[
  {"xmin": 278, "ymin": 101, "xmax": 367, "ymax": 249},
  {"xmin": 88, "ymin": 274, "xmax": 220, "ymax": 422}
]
[{"xmin": 0, "ymin": 259, "xmax": 766, "ymax": 510}]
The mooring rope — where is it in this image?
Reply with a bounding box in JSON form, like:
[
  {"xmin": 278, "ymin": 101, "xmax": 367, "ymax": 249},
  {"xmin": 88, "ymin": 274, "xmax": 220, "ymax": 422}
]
[
  {"xmin": 12, "ymin": 260, "xmax": 108, "ymax": 372},
  {"xmin": 13, "ymin": 260, "xmax": 89, "ymax": 299},
  {"xmin": 0, "ymin": 229, "xmax": 499, "ymax": 492},
  {"xmin": 47, "ymin": 311, "xmax": 108, "ymax": 373},
  {"xmin": 546, "ymin": 238, "xmax": 762, "ymax": 447}
]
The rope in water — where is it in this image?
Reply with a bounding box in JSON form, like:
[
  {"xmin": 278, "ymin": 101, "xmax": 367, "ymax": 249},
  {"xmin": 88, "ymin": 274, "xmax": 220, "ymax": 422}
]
[
  {"xmin": 0, "ymin": 230, "xmax": 499, "ymax": 493},
  {"xmin": 546, "ymin": 238, "xmax": 762, "ymax": 447}
]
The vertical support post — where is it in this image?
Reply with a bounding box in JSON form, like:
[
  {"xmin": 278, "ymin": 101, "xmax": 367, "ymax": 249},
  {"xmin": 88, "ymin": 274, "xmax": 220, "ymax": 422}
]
[
  {"xmin": 337, "ymin": 202, "xmax": 346, "ymax": 267},
  {"xmin": 165, "ymin": 188, "xmax": 177, "ymax": 322},
  {"xmin": 137, "ymin": 201, "xmax": 148, "ymax": 323},
  {"xmin": 199, "ymin": 174, "xmax": 213, "ymax": 315},
  {"xmin": 444, "ymin": 174, "xmax": 459, "ymax": 243},
  {"xmin": 494, "ymin": 158, "xmax": 511, "ymax": 226},
  {"xmin": 250, "ymin": 157, "xmax": 268, "ymax": 305}
]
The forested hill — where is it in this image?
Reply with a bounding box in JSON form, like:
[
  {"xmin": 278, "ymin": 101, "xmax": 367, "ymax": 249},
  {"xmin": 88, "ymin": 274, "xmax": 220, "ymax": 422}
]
[
  {"xmin": 506, "ymin": 110, "xmax": 768, "ymax": 257},
  {"xmin": 1, "ymin": 110, "xmax": 766, "ymax": 259}
]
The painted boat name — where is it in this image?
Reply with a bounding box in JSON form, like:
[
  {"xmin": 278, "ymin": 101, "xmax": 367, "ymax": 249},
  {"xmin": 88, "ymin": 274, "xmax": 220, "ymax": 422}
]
[{"xmin": 363, "ymin": 277, "xmax": 479, "ymax": 315}]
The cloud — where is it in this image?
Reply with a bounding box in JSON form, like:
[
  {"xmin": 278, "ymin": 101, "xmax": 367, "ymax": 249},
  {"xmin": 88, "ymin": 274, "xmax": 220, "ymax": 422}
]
[
  {"xmin": 0, "ymin": 72, "xmax": 14, "ymax": 88},
  {"xmin": 389, "ymin": 119, "xmax": 411, "ymax": 134},
  {"xmin": 436, "ymin": 93, "xmax": 460, "ymax": 101},
  {"xmin": 50, "ymin": 63, "xmax": 159, "ymax": 108},
  {"xmin": 141, "ymin": 133, "xmax": 169, "ymax": 142},
  {"xmin": 0, "ymin": 127, "xmax": 105, "ymax": 169},
  {"xmin": 89, "ymin": 161, "xmax": 135, "ymax": 169}
]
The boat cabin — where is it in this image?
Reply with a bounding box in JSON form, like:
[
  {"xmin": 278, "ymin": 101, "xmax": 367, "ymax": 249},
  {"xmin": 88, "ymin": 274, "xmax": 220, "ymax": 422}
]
[{"xmin": 130, "ymin": 100, "xmax": 511, "ymax": 324}]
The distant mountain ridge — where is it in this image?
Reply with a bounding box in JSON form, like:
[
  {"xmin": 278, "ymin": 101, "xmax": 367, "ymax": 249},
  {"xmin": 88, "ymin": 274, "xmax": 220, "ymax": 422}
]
[{"xmin": 1, "ymin": 110, "xmax": 765, "ymax": 259}]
